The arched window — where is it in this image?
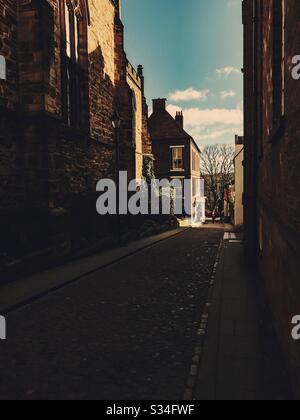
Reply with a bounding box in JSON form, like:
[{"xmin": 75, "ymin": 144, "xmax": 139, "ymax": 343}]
[{"xmin": 60, "ymin": 0, "xmax": 89, "ymax": 130}]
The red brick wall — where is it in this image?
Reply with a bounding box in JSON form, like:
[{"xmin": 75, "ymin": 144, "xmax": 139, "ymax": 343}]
[{"xmin": 244, "ymin": 0, "xmax": 300, "ymax": 397}]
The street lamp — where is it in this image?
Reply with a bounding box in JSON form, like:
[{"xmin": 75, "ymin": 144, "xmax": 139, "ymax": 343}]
[
  {"xmin": 111, "ymin": 110, "xmax": 121, "ymax": 130},
  {"xmin": 112, "ymin": 110, "xmax": 121, "ymax": 245}
]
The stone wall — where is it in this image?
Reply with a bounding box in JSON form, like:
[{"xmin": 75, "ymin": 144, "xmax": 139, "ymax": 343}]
[
  {"xmin": 88, "ymin": 0, "xmax": 115, "ymax": 143},
  {"xmin": 126, "ymin": 61, "xmax": 143, "ymax": 179},
  {"xmin": 0, "ymin": 0, "xmax": 151, "ymax": 268}
]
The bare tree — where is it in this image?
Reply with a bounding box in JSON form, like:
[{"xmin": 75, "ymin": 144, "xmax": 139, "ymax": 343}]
[{"xmin": 201, "ymin": 144, "xmax": 234, "ymax": 212}]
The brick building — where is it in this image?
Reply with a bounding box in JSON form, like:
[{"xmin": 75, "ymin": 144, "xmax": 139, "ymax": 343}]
[
  {"xmin": 149, "ymin": 99, "xmax": 204, "ymax": 222},
  {"xmin": 0, "ymin": 0, "xmax": 151, "ymax": 267},
  {"xmin": 243, "ymin": 0, "xmax": 300, "ymax": 396}
]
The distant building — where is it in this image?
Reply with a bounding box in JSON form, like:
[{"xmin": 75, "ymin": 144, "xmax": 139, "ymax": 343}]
[
  {"xmin": 234, "ymin": 135, "xmax": 244, "ymax": 227},
  {"xmin": 149, "ymin": 99, "xmax": 205, "ymax": 223},
  {"xmin": 223, "ymin": 183, "xmax": 235, "ymax": 223}
]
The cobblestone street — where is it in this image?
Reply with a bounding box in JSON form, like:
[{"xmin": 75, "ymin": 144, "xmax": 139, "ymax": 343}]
[{"xmin": 0, "ymin": 229, "xmax": 223, "ymax": 400}]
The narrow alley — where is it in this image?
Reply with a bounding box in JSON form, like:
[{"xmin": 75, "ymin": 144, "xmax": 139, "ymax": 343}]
[
  {"xmin": 0, "ymin": 0, "xmax": 299, "ymax": 403},
  {"xmin": 0, "ymin": 227, "xmax": 290, "ymax": 400}
]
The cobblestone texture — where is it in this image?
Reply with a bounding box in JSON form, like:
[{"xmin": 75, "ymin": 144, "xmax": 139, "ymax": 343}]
[{"xmin": 0, "ymin": 229, "xmax": 222, "ymax": 400}]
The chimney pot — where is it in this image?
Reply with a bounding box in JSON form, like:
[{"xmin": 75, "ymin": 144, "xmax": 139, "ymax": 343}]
[{"xmin": 175, "ymin": 111, "xmax": 184, "ymax": 129}]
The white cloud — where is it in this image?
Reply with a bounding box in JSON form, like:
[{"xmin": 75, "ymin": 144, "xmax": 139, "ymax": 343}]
[
  {"xmin": 167, "ymin": 104, "xmax": 243, "ymax": 127},
  {"xmin": 168, "ymin": 88, "xmax": 210, "ymax": 102},
  {"xmin": 216, "ymin": 67, "xmax": 240, "ymax": 78},
  {"xmin": 220, "ymin": 90, "xmax": 237, "ymax": 100},
  {"xmin": 190, "ymin": 127, "xmax": 239, "ymax": 142},
  {"xmin": 167, "ymin": 104, "xmax": 243, "ymax": 145}
]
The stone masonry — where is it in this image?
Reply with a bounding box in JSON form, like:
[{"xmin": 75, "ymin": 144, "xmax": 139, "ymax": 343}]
[{"xmin": 0, "ymin": 0, "xmax": 152, "ymax": 267}]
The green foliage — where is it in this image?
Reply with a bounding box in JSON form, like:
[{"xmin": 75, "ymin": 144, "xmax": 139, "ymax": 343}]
[{"xmin": 142, "ymin": 156, "xmax": 155, "ymax": 184}]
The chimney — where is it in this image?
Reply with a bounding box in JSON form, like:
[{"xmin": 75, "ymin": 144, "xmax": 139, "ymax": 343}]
[
  {"xmin": 235, "ymin": 135, "xmax": 244, "ymax": 145},
  {"xmin": 175, "ymin": 111, "xmax": 184, "ymax": 129},
  {"xmin": 152, "ymin": 98, "xmax": 167, "ymax": 113}
]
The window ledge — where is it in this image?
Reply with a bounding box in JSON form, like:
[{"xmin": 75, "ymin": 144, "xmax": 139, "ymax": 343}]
[{"xmin": 269, "ymin": 116, "xmax": 285, "ymax": 145}]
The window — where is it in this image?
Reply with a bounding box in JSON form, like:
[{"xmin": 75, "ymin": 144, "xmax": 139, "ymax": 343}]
[
  {"xmin": 60, "ymin": 0, "xmax": 89, "ymax": 130},
  {"xmin": 172, "ymin": 148, "xmax": 183, "ymax": 170},
  {"xmin": 272, "ymin": 0, "xmax": 285, "ymax": 128}
]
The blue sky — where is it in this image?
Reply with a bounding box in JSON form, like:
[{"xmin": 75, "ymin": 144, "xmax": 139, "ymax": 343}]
[{"xmin": 122, "ymin": 0, "xmax": 243, "ymax": 146}]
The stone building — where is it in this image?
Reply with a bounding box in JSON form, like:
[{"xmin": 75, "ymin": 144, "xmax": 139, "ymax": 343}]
[
  {"xmin": 0, "ymin": 0, "xmax": 151, "ymax": 268},
  {"xmin": 243, "ymin": 0, "xmax": 300, "ymax": 396}
]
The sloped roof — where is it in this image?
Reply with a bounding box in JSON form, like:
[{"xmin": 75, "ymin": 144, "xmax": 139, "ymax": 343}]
[{"xmin": 149, "ymin": 109, "xmax": 192, "ymax": 141}]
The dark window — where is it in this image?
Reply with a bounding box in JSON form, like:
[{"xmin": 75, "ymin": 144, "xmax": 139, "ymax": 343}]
[
  {"xmin": 172, "ymin": 148, "xmax": 183, "ymax": 170},
  {"xmin": 272, "ymin": 0, "xmax": 285, "ymax": 128},
  {"xmin": 60, "ymin": 0, "xmax": 89, "ymax": 130}
]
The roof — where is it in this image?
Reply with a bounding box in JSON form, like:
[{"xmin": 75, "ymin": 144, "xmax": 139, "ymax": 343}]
[{"xmin": 149, "ymin": 109, "xmax": 192, "ymax": 141}]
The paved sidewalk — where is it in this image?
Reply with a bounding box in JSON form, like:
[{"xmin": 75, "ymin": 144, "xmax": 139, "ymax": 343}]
[
  {"xmin": 196, "ymin": 235, "xmax": 291, "ymax": 400},
  {"xmin": 0, "ymin": 228, "xmax": 188, "ymax": 314}
]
